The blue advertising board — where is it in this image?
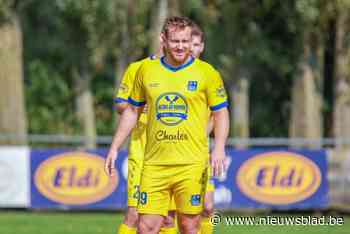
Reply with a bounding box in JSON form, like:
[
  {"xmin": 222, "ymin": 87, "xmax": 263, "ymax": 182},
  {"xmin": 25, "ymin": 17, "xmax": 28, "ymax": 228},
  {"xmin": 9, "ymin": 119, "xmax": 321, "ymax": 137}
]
[
  {"xmin": 30, "ymin": 148, "xmax": 328, "ymax": 209},
  {"xmin": 31, "ymin": 149, "xmax": 128, "ymax": 209},
  {"xmin": 214, "ymin": 149, "xmax": 329, "ymax": 209}
]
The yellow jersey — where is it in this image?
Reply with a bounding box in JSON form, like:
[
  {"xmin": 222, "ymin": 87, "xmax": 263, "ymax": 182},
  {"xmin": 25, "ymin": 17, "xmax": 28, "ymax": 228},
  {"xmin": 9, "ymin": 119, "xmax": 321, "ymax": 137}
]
[
  {"xmin": 129, "ymin": 56, "xmax": 228, "ymax": 165},
  {"xmin": 115, "ymin": 57, "xmax": 151, "ymax": 160}
]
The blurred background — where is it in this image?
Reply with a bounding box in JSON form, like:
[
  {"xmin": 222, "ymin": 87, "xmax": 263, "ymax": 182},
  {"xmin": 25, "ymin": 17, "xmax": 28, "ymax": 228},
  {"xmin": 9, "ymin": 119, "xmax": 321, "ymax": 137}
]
[
  {"xmin": 1, "ymin": 0, "xmax": 350, "ymax": 146},
  {"xmin": 1, "ymin": 0, "xmax": 350, "ymax": 233}
]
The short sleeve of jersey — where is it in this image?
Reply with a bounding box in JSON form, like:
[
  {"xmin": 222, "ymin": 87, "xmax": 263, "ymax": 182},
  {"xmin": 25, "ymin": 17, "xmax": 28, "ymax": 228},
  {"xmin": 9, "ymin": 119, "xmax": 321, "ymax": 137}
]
[
  {"xmin": 205, "ymin": 67, "xmax": 229, "ymax": 111},
  {"xmin": 114, "ymin": 63, "xmax": 136, "ymax": 104},
  {"xmin": 129, "ymin": 65, "xmax": 146, "ymax": 106}
]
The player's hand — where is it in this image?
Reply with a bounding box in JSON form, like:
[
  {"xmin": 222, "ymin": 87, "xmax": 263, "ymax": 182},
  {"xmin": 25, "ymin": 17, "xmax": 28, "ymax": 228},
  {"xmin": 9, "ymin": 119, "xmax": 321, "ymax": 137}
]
[
  {"xmin": 210, "ymin": 148, "xmax": 228, "ymax": 177},
  {"xmin": 105, "ymin": 149, "xmax": 118, "ymax": 177}
]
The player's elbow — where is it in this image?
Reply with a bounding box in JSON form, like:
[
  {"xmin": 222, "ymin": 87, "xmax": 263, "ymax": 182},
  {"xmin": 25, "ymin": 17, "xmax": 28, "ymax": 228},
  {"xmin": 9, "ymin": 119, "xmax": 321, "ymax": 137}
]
[
  {"xmin": 123, "ymin": 105, "xmax": 143, "ymax": 122},
  {"xmin": 129, "ymin": 105, "xmax": 142, "ymax": 115},
  {"xmin": 114, "ymin": 103, "xmax": 129, "ymax": 114}
]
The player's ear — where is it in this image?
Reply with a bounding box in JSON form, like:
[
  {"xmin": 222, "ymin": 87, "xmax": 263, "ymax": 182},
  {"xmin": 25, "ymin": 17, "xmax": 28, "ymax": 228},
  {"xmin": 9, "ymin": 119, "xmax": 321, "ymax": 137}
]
[
  {"xmin": 160, "ymin": 32, "xmax": 166, "ymax": 43},
  {"xmin": 200, "ymin": 43, "xmax": 204, "ymax": 53}
]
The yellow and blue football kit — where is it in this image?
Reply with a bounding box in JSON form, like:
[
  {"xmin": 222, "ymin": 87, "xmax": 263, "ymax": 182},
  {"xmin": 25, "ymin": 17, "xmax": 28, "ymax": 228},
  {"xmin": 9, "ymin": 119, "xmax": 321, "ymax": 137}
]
[
  {"xmin": 129, "ymin": 56, "xmax": 228, "ymax": 216},
  {"xmin": 115, "ymin": 57, "xmax": 150, "ymax": 207}
]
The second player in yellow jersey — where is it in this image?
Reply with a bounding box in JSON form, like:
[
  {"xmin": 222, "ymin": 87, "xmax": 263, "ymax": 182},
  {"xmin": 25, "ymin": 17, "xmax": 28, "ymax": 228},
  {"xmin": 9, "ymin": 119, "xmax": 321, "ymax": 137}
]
[
  {"xmin": 115, "ymin": 56, "xmax": 177, "ymax": 234},
  {"xmin": 115, "ymin": 58, "xmax": 150, "ymax": 207}
]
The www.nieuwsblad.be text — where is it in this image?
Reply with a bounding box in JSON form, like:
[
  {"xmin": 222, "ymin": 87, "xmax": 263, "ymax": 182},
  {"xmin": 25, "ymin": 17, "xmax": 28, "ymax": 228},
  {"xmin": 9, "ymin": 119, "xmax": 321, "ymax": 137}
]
[{"xmin": 210, "ymin": 213, "xmax": 344, "ymax": 226}]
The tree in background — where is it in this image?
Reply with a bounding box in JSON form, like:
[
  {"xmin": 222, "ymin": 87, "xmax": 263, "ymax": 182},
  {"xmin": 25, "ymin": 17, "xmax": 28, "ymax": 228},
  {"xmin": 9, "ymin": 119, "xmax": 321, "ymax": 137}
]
[
  {"xmin": 21, "ymin": 0, "xmax": 152, "ymax": 141},
  {"xmin": 195, "ymin": 1, "xmax": 252, "ymax": 148},
  {"xmin": 191, "ymin": 1, "xmax": 297, "ymax": 143},
  {"xmin": 59, "ymin": 1, "xmax": 113, "ymax": 148},
  {"xmin": 333, "ymin": 0, "xmax": 350, "ymax": 149},
  {"xmin": 56, "ymin": 0, "xmax": 125, "ymax": 148},
  {"xmin": 0, "ymin": 0, "xmax": 27, "ymax": 145},
  {"xmin": 114, "ymin": 0, "xmax": 151, "ymax": 128},
  {"xmin": 289, "ymin": 0, "xmax": 325, "ymax": 148},
  {"xmin": 11, "ymin": 0, "xmax": 350, "ymax": 147},
  {"xmin": 150, "ymin": 0, "xmax": 169, "ymax": 54},
  {"xmin": 22, "ymin": 0, "xmax": 80, "ymax": 137},
  {"xmin": 150, "ymin": 0, "xmax": 180, "ymax": 54}
]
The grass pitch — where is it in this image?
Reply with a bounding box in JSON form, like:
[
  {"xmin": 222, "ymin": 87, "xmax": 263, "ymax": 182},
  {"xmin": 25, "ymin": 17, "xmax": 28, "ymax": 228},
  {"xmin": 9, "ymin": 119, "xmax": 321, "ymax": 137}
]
[{"xmin": 0, "ymin": 211, "xmax": 349, "ymax": 234}]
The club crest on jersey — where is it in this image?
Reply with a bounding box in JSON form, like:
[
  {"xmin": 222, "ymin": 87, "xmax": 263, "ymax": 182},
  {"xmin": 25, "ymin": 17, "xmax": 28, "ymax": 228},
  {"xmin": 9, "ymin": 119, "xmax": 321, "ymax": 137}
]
[
  {"xmin": 187, "ymin": 81, "xmax": 198, "ymax": 91},
  {"xmin": 216, "ymin": 87, "xmax": 227, "ymax": 98},
  {"xmin": 191, "ymin": 194, "xmax": 201, "ymax": 206},
  {"xmin": 156, "ymin": 92, "xmax": 188, "ymax": 126}
]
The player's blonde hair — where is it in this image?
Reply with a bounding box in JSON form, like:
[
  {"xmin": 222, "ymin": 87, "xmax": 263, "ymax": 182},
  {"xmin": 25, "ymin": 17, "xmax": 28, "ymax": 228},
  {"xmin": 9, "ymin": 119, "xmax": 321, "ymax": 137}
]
[{"xmin": 162, "ymin": 16, "xmax": 194, "ymax": 38}]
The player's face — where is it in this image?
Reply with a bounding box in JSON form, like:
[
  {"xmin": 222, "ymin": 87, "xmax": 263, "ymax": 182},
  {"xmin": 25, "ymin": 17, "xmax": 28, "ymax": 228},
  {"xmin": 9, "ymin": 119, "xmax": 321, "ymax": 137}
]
[
  {"xmin": 164, "ymin": 26, "xmax": 192, "ymax": 65},
  {"xmin": 191, "ymin": 35, "xmax": 204, "ymax": 58}
]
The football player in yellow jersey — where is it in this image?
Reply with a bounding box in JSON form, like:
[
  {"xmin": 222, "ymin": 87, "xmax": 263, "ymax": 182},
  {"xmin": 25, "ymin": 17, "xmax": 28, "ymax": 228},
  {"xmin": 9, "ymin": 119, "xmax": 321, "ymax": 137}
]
[
  {"xmin": 191, "ymin": 24, "xmax": 215, "ymax": 234},
  {"xmin": 105, "ymin": 16, "xmax": 229, "ymax": 234}
]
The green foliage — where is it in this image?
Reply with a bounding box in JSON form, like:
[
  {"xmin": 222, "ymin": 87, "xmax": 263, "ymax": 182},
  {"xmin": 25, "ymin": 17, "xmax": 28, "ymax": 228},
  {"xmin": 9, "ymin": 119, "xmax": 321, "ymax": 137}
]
[
  {"xmin": 20, "ymin": 0, "xmax": 156, "ymax": 137},
  {"xmin": 91, "ymin": 61, "xmax": 115, "ymax": 135},
  {"xmin": 296, "ymin": 0, "xmax": 321, "ymax": 23},
  {"xmin": 56, "ymin": 0, "xmax": 120, "ymax": 66},
  {"xmin": 17, "ymin": 0, "xmax": 347, "ymax": 139},
  {"xmin": 0, "ymin": 0, "xmax": 34, "ymax": 22},
  {"xmin": 0, "ymin": 0, "xmax": 13, "ymax": 22},
  {"xmin": 25, "ymin": 60, "xmax": 79, "ymax": 134},
  {"xmin": 182, "ymin": 0, "xmax": 300, "ymax": 137}
]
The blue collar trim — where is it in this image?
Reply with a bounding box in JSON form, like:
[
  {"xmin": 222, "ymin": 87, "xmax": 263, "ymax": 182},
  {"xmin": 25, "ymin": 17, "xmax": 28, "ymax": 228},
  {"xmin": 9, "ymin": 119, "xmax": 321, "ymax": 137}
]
[{"xmin": 160, "ymin": 56, "xmax": 195, "ymax": 72}]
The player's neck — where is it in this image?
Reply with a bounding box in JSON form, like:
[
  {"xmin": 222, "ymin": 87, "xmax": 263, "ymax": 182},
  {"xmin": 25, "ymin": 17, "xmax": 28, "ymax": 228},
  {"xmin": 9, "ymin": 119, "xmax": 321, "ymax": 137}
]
[{"xmin": 164, "ymin": 55, "xmax": 192, "ymax": 68}]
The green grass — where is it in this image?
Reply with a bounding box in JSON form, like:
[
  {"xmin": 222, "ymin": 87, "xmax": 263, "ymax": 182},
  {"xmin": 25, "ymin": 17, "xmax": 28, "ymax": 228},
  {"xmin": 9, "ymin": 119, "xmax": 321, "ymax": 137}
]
[
  {"xmin": 0, "ymin": 211, "xmax": 349, "ymax": 234},
  {"xmin": 0, "ymin": 211, "xmax": 122, "ymax": 234}
]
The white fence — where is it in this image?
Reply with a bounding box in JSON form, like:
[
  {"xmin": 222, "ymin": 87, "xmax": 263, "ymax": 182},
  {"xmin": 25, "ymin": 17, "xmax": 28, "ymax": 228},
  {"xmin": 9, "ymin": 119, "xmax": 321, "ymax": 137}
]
[{"xmin": 2, "ymin": 134, "xmax": 350, "ymax": 147}]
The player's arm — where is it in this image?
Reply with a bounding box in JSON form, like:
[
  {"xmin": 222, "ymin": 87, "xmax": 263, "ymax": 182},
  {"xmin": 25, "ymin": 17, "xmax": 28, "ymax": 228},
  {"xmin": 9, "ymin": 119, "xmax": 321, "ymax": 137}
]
[
  {"xmin": 105, "ymin": 64, "xmax": 146, "ymax": 176},
  {"xmin": 114, "ymin": 102, "xmax": 129, "ymax": 114},
  {"xmin": 114, "ymin": 91, "xmax": 130, "ymax": 114},
  {"xmin": 211, "ymin": 108, "xmax": 229, "ymax": 177},
  {"xmin": 205, "ymin": 66, "xmax": 230, "ymax": 177},
  {"xmin": 207, "ymin": 114, "xmax": 214, "ymax": 135},
  {"xmin": 105, "ymin": 105, "xmax": 143, "ymax": 176}
]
